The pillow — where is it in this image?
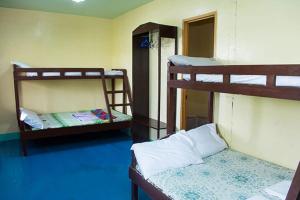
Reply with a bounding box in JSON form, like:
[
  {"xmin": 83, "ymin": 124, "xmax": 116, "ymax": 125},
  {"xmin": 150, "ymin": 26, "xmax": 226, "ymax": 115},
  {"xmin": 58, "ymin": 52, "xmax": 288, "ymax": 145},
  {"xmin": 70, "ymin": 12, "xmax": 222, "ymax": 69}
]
[
  {"xmin": 131, "ymin": 130, "xmax": 203, "ymax": 179},
  {"xmin": 168, "ymin": 55, "xmax": 221, "ymax": 66},
  {"xmin": 185, "ymin": 123, "xmax": 227, "ymax": 158},
  {"xmin": 20, "ymin": 108, "xmax": 44, "ymax": 129}
]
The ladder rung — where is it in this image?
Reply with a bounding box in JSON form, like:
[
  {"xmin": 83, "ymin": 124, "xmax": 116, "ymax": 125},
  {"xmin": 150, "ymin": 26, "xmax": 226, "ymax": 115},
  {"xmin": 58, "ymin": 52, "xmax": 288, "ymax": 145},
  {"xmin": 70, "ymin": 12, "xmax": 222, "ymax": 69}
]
[
  {"xmin": 109, "ymin": 103, "xmax": 131, "ymax": 107},
  {"xmin": 107, "ymin": 90, "xmax": 125, "ymax": 94}
]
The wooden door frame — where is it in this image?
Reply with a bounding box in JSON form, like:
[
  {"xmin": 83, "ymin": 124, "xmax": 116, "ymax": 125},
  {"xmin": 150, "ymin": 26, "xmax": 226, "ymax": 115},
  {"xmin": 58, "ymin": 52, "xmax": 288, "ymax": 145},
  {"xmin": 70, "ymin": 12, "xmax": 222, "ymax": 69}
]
[{"xmin": 180, "ymin": 11, "xmax": 217, "ymax": 130}]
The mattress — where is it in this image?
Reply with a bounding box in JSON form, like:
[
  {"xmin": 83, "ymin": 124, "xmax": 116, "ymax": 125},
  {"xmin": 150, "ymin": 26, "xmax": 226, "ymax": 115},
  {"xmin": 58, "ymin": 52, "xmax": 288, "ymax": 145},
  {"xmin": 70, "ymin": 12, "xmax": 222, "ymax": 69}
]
[
  {"xmin": 146, "ymin": 149, "xmax": 294, "ymax": 200},
  {"xmin": 168, "ymin": 55, "xmax": 221, "ymax": 66},
  {"xmin": 24, "ymin": 70, "xmax": 123, "ymax": 77},
  {"xmin": 12, "ymin": 61, "xmax": 124, "ymax": 77},
  {"xmin": 182, "ymin": 74, "xmax": 300, "ymax": 87},
  {"xmin": 167, "ymin": 56, "xmax": 300, "ymax": 87},
  {"xmin": 33, "ymin": 109, "xmax": 131, "ymax": 130}
]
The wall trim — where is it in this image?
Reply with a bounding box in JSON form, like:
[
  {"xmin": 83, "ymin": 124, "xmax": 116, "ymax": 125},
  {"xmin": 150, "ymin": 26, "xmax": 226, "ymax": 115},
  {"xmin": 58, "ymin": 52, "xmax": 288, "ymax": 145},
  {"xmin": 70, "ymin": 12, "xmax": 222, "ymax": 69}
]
[{"xmin": 0, "ymin": 132, "xmax": 20, "ymax": 142}]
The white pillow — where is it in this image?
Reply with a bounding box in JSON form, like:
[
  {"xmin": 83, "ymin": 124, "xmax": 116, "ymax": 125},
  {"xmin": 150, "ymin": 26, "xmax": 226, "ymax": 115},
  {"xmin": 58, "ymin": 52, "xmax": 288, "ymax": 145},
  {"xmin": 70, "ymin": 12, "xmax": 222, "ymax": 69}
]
[
  {"xmin": 168, "ymin": 55, "xmax": 221, "ymax": 66},
  {"xmin": 185, "ymin": 123, "xmax": 227, "ymax": 158},
  {"xmin": 131, "ymin": 130, "xmax": 203, "ymax": 179},
  {"xmin": 20, "ymin": 108, "xmax": 44, "ymax": 129}
]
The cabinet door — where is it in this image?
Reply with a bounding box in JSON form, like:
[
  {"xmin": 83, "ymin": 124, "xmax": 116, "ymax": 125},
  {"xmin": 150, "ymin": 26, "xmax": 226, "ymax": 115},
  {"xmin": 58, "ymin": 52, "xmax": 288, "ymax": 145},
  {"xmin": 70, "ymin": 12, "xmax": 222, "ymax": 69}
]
[{"xmin": 132, "ymin": 34, "xmax": 149, "ymax": 118}]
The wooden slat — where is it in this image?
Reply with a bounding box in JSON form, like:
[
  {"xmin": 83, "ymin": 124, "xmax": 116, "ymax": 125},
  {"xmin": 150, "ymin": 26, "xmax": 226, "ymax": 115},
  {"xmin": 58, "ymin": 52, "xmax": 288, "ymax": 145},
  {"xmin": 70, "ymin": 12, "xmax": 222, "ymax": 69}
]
[
  {"xmin": 111, "ymin": 78, "xmax": 116, "ymax": 110},
  {"xmin": 267, "ymin": 75, "xmax": 276, "ymax": 87},
  {"xmin": 123, "ymin": 72, "xmax": 127, "ymax": 114},
  {"xmin": 169, "ymin": 64, "xmax": 300, "ymax": 75},
  {"xmin": 223, "ymin": 74, "xmax": 230, "ymax": 84},
  {"xmin": 208, "ymin": 92, "xmax": 214, "ymax": 123},
  {"xmin": 22, "ymin": 121, "xmax": 131, "ymax": 140},
  {"xmin": 109, "ymin": 103, "xmax": 131, "ymax": 107},
  {"xmin": 106, "ymin": 90, "xmax": 125, "ymax": 94},
  {"xmin": 168, "ymin": 80, "xmax": 300, "ymax": 101},
  {"xmin": 286, "ymin": 162, "xmax": 300, "ymax": 200}
]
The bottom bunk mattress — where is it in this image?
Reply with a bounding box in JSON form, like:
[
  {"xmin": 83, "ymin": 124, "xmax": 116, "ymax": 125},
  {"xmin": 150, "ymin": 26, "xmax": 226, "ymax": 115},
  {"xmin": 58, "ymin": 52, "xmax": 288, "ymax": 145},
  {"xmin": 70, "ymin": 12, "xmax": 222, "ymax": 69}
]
[
  {"xmin": 35, "ymin": 109, "xmax": 131, "ymax": 130},
  {"xmin": 145, "ymin": 149, "xmax": 294, "ymax": 200}
]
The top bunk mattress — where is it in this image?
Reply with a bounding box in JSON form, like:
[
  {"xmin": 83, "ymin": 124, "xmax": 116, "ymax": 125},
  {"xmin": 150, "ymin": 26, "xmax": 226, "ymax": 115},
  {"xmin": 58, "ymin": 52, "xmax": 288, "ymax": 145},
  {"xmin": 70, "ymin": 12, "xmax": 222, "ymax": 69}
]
[
  {"xmin": 11, "ymin": 61, "xmax": 124, "ymax": 77},
  {"xmin": 23, "ymin": 70, "xmax": 123, "ymax": 77},
  {"xmin": 168, "ymin": 56, "xmax": 300, "ymax": 87},
  {"xmin": 146, "ymin": 149, "xmax": 295, "ymax": 200},
  {"xmin": 31, "ymin": 109, "xmax": 131, "ymax": 131}
]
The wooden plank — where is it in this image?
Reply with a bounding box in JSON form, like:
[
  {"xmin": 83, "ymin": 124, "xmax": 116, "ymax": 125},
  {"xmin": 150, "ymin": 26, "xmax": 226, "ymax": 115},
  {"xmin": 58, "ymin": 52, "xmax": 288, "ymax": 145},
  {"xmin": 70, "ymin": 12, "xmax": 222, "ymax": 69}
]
[
  {"xmin": 169, "ymin": 65, "xmax": 300, "ymax": 75},
  {"xmin": 107, "ymin": 90, "xmax": 124, "ymax": 94},
  {"xmin": 286, "ymin": 162, "xmax": 300, "ymax": 200},
  {"xmin": 21, "ymin": 121, "xmax": 131, "ymax": 140},
  {"xmin": 208, "ymin": 92, "xmax": 214, "ymax": 123},
  {"xmin": 129, "ymin": 167, "xmax": 171, "ymax": 200},
  {"xmin": 109, "ymin": 103, "xmax": 131, "ymax": 107},
  {"xmin": 168, "ymin": 80, "xmax": 300, "ymax": 101},
  {"xmin": 267, "ymin": 75, "xmax": 276, "ymax": 87},
  {"xmin": 167, "ymin": 63, "xmax": 177, "ymax": 134},
  {"xmin": 111, "ymin": 78, "xmax": 116, "ymax": 110}
]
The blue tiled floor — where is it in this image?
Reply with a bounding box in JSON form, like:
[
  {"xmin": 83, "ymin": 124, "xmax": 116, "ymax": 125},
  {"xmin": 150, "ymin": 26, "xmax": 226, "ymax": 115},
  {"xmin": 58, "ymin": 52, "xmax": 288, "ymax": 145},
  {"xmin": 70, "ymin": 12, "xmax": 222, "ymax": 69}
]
[{"xmin": 0, "ymin": 131, "xmax": 150, "ymax": 200}]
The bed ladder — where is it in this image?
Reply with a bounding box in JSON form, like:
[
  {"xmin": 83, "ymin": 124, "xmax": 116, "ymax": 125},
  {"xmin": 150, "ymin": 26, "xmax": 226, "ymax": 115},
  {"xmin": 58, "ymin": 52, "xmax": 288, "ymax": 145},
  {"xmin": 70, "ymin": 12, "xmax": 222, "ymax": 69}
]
[{"xmin": 101, "ymin": 69, "xmax": 133, "ymax": 123}]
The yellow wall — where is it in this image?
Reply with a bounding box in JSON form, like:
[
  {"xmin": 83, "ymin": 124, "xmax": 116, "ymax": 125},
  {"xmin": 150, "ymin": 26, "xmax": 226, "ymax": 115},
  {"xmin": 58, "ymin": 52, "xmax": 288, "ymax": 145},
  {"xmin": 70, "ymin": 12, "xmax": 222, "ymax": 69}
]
[
  {"xmin": 112, "ymin": 0, "xmax": 300, "ymax": 169},
  {"xmin": 1, "ymin": 0, "xmax": 300, "ymax": 169},
  {"xmin": 0, "ymin": 7, "xmax": 113, "ymax": 132}
]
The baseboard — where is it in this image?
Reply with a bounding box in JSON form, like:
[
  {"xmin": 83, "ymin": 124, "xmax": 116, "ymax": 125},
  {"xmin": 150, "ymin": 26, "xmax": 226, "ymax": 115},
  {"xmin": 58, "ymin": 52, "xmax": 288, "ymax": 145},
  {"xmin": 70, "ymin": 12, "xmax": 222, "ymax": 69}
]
[
  {"xmin": 0, "ymin": 129, "xmax": 130, "ymax": 142},
  {"xmin": 0, "ymin": 132, "xmax": 20, "ymax": 142}
]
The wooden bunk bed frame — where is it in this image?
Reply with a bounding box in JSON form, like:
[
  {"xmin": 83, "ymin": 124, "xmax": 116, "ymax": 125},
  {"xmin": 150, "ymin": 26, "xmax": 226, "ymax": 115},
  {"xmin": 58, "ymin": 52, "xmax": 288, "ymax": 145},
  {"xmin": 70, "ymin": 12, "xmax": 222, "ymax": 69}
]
[
  {"xmin": 129, "ymin": 62, "xmax": 300, "ymax": 200},
  {"xmin": 13, "ymin": 65, "xmax": 132, "ymax": 156}
]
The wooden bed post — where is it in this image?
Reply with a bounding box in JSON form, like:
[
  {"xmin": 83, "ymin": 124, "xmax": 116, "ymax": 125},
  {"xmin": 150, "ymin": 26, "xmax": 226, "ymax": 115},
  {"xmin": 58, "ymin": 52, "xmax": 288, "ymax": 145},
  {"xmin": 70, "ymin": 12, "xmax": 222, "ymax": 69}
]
[
  {"xmin": 208, "ymin": 92, "xmax": 214, "ymax": 123},
  {"xmin": 111, "ymin": 78, "xmax": 115, "ymax": 110},
  {"xmin": 167, "ymin": 62, "xmax": 177, "ymax": 134},
  {"xmin": 286, "ymin": 162, "xmax": 300, "ymax": 200},
  {"xmin": 13, "ymin": 65, "xmax": 28, "ymax": 156},
  {"xmin": 131, "ymin": 182, "xmax": 138, "ymax": 200},
  {"xmin": 123, "ymin": 70, "xmax": 133, "ymax": 113},
  {"xmin": 122, "ymin": 70, "xmax": 128, "ymax": 114}
]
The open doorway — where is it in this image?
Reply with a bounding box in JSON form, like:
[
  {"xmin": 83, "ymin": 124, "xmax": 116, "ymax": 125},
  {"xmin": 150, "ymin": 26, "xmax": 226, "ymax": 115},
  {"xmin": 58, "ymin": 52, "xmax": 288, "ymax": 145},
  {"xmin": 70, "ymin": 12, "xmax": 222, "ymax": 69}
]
[{"xmin": 181, "ymin": 12, "xmax": 216, "ymax": 130}]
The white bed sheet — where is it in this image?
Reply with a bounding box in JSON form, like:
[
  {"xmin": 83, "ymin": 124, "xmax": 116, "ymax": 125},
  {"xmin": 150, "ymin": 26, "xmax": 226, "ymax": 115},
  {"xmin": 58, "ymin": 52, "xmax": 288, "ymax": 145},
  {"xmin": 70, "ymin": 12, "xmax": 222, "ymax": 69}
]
[
  {"xmin": 276, "ymin": 76, "xmax": 300, "ymax": 87},
  {"xmin": 104, "ymin": 70, "xmax": 123, "ymax": 76},
  {"xmin": 43, "ymin": 72, "xmax": 61, "ymax": 77},
  {"xmin": 64, "ymin": 72, "xmax": 82, "ymax": 76},
  {"xmin": 168, "ymin": 55, "xmax": 221, "ymax": 66},
  {"xmin": 24, "ymin": 70, "xmax": 123, "ymax": 77},
  {"xmin": 182, "ymin": 74, "xmax": 223, "ymax": 83},
  {"xmin": 12, "ymin": 61, "xmax": 124, "ymax": 77}
]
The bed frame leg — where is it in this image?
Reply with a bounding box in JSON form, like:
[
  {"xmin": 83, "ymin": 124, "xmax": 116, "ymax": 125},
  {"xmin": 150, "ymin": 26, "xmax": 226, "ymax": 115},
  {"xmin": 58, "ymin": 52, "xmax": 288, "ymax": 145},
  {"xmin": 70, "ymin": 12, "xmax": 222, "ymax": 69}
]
[
  {"xmin": 21, "ymin": 139, "xmax": 28, "ymax": 156},
  {"xmin": 131, "ymin": 182, "xmax": 138, "ymax": 200}
]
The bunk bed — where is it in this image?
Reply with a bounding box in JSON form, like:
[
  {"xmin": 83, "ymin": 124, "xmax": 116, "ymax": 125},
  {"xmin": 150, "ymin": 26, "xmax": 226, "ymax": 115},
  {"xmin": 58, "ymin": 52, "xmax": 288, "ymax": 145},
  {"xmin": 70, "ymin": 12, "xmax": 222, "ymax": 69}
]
[
  {"xmin": 13, "ymin": 64, "xmax": 133, "ymax": 156},
  {"xmin": 129, "ymin": 60, "xmax": 300, "ymax": 200}
]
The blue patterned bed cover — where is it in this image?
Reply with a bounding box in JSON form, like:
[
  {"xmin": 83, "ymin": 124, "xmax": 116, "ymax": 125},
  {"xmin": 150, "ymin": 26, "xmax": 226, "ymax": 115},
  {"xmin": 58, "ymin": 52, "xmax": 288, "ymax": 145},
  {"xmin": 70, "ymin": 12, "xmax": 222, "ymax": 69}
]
[{"xmin": 147, "ymin": 149, "xmax": 295, "ymax": 200}]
